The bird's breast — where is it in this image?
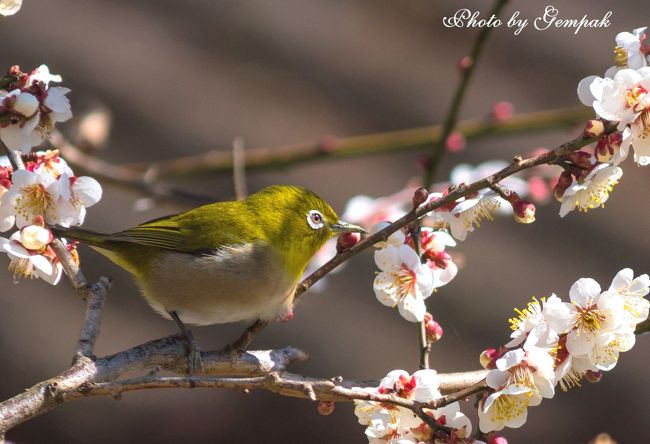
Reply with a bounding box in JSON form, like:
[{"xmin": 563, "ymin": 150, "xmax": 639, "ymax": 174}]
[{"xmin": 138, "ymin": 242, "xmax": 297, "ymax": 325}]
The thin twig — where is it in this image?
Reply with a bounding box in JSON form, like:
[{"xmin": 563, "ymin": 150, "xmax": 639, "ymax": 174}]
[
  {"xmin": 76, "ymin": 277, "xmax": 111, "ymax": 358},
  {"xmin": 232, "ymin": 136, "xmax": 247, "ymax": 200},
  {"xmin": 121, "ymin": 107, "xmax": 591, "ymax": 177},
  {"xmin": 422, "ymin": 0, "xmax": 510, "ymax": 189},
  {"xmin": 0, "ymin": 141, "xmax": 24, "ymax": 171}
]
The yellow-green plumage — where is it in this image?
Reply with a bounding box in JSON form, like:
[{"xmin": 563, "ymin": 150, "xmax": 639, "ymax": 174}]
[{"xmin": 54, "ymin": 186, "xmax": 363, "ymax": 326}]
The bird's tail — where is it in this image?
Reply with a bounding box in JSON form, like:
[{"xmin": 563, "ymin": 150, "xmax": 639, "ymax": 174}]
[{"xmin": 51, "ymin": 226, "xmax": 112, "ymax": 249}]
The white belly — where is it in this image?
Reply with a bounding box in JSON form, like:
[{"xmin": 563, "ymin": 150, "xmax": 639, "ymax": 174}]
[{"xmin": 137, "ymin": 243, "xmax": 296, "ymax": 326}]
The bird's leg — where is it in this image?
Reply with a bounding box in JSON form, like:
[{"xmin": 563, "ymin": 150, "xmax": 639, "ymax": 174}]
[
  {"xmin": 222, "ymin": 319, "xmax": 270, "ymax": 354},
  {"xmin": 169, "ymin": 310, "xmax": 204, "ymax": 375}
]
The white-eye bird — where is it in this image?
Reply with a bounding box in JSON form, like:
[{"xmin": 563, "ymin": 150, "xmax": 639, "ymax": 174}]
[{"xmin": 53, "ymin": 186, "xmax": 364, "ymax": 356}]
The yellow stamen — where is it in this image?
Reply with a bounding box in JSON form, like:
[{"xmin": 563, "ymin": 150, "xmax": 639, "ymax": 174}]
[{"xmin": 614, "ymin": 46, "xmax": 628, "ymax": 68}]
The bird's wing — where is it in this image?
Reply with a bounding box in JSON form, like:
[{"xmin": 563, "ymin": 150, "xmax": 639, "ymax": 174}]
[{"xmin": 107, "ymin": 216, "xmax": 185, "ymax": 250}]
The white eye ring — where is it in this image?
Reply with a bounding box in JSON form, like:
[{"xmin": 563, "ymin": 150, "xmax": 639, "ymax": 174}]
[{"xmin": 307, "ymin": 210, "xmax": 324, "ymax": 229}]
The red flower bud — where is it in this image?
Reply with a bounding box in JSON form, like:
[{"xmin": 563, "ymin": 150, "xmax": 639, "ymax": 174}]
[
  {"xmin": 445, "ymin": 131, "xmax": 466, "ymax": 153},
  {"xmin": 480, "ymin": 348, "xmax": 498, "ymax": 369},
  {"xmin": 583, "ymin": 119, "xmax": 605, "ymax": 138},
  {"xmin": 585, "ymin": 370, "xmax": 603, "ymax": 384},
  {"xmin": 492, "ymin": 101, "xmax": 514, "ymax": 122},
  {"xmin": 458, "ymin": 56, "xmax": 473, "ymax": 72},
  {"xmin": 568, "ymin": 150, "xmax": 593, "ymax": 168},
  {"xmin": 317, "ymin": 401, "xmax": 335, "ymax": 416},
  {"xmin": 425, "ymin": 317, "xmax": 443, "ymax": 343},
  {"xmin": 489, "ymin": 436, "xmax": 508, "ymax": 444},
  {"xmin": 553, "ymin": 171, "xmax": 573, "ymax": 201},
  {"xmin": 336, "ymin": 232, "xmax": 361, "ymax": 253},
  {"xmin": 412, "ymin": 187, "xmax": 429, "ymax": 208}
]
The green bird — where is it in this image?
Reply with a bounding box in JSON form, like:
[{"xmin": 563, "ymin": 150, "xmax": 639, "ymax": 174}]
[{"xmin": 54, "ymin": 185, "xmax": 364, "ymax": 367}]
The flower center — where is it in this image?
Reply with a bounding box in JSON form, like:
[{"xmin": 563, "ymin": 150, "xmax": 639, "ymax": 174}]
[
  {"xmin": 507, "ymin": 365, "xmax": 536, "ymax": 389},
  {"xmin": 8, "ymin": 257, "xmax": 36, "ymax": 282},
  {"xmin": 509, "ymin": 297, "xmax": 542, "ymax": 332},
  {"xmin": 15, "ymin": 184, "xmax": 53, "ymax": 220},
  {"xmin": 574, "ymin": 173, "xmax": 620, "ymax": 212},
  {"xmin": 634, "ymin": 108, "xmax": 650, "ymax": 140},
  {"xmin": 574, "ymin": 304, "xmax": 606, "ymax": 335},
  {"xmin": 395, "ymin": 265, "xmax": 417, "ymax": 301},
  {"xmin": 490, "ymin": 393, "xmax": 531, "ymax": 422},
  {"xmin": 625, "ymin": 84, "xmax": 648, "ymax": 111}
]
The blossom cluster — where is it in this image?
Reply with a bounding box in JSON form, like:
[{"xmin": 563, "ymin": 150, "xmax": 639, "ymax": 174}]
[
  {"xmin": 0, "ymin": 65, "xmax": 72, "ymax": 154},
  {"xmin": 0, "ymin": 65, "xmax": 102, "ymax": 285},
  {"xmin": 478, "ymin": 268, "xmax": 649, "ymax": 433},
  {"xmin": 354, "ymin": 369, "xmax": 476, "ymax": 444},
  {"xmin": 557, "ymin": 27, "xmax": 650, "ymax": 216}
]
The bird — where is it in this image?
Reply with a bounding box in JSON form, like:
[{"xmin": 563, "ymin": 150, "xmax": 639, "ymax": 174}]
[{"xmin": 53, "ymin": 185, "xmax": 364, "ymax": 370}]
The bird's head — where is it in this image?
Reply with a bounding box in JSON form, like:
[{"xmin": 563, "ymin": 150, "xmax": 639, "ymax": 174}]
[{"xmin": 246, "ymin": 185, "xmax": 365, "ymax": 277}]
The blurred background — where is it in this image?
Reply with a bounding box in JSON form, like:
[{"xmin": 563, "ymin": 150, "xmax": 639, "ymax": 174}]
[{"xmin": 0, "ymin": 0, "xmax": 648, "ymax": 442}]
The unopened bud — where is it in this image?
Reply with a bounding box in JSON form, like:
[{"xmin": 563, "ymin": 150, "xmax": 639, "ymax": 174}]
[
  {"xmin": 513, "ymin": 200, "xmax": 536, "ymax": 224},
  {"xmin": 491, "ymin": 101, "xmax": 514, "ymax": 122},
  {"xmin": 568, "ymin": 150, "xmax": 593, "ymax": 169},
  {"xmin": 317, "ymin": 401, "xmax": 335, "ymax": 416},
  {"xmin": 489, "ymin": 436, "xmax": 508, "ymax": 444},
  {"xmin": 553, "ymin": 171, "xmax": 573, "ymax": 201},
  {"xmin": 480, "ymin": 348, "xmax": 498, "ymax": 369},
  {"xmin": 336, "ymin": 232, "xmax": 361, "ymax": 253},
  {"xmin": 412, "ymin": 187, "xmax": 429, "ymax": 208},
  {"xmin": 585, "ymin": 370, "xmax": 603, "ymax": 384},
  {"xmin": 458, "ymin": 56, "xmax": 473, "ymax": 72},
  {"xmin": 583, "ymin": 119, "xmax": 605, "ymax": 138},
  {"xmin": 595, "ymin": 132, "xmax": 623, "ymax": 163},
  {"xmin": 445, "ymin": 131, "xmax": 466, "ymax": 153},
  {"xmin": 424, "ymin": 316, "xmax": 443, "ymax": 343},
  {"xmin": 20, "ymin": 224, "xmax": 53, "ymax": 251}
]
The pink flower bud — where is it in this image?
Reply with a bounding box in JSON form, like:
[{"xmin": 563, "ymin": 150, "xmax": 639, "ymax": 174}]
[
  {"xmin": 480, "ymin": 348, "xmax": 498, "ymax": 369},
  {"xmin": 319, "ymin": 135, "xmax": 339, "ymax": 153},
  {"xmin": 489, "ymin": 436, "xmax": 508, "ymax": 444},
  {"xmin": 317, "ymin": 401, "xmax": 335, "ymax": 416},
  {"xmin": 527, "ymin": 176, "xmax": 550, "ymax": 203},
  {"xmin": 412, "ymin": 187, "xmax": 429, "ymax": 208},
  {"xmin": 445, "ymin": 131, "xmax": 466, "ymax": 153},
  {"xmin": 416, "ymin": 154, "xmax": 430, "ymax": 171},
  {"xmin": 585, "ymin": 370, "xmax": 603, "ymax": 384},
  {"xmin": 336, "ymin": 232, "xmax": 361, "ymax": 253},
  {"xmin": 458, "ymin": 56, "xmax": 473, "ymax": 72},
  {"xmin": 492, "ymin": 101, "xmax": 514, "ymax": 122},
  {"xmin": 583, "ymin": 119, "xmax": 605, "ymax": 138},
  {"xmin": 424, "ymin": 316, "xmax": 443, "ymax": 343}
]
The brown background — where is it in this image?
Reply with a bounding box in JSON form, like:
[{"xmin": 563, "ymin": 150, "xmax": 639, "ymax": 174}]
[{"xmin": 0, "ymin": 1, "xmax": 648, "ymax": 443}]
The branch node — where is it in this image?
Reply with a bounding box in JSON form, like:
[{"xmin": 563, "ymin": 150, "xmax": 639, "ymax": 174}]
[{"xmin": 303, "ymin": 384, "xmax": 317, "ymax": 402}]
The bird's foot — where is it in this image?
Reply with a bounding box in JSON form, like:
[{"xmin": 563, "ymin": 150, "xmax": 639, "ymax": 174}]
[{"xmin": 184, "ymin": 336, "xmax": 205, "ymax": 375}]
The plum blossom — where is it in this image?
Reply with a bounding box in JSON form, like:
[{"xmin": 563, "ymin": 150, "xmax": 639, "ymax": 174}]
[
  {"xmin": 563, "ymin": 278, "xmax": 636, "ymax": 371},
  {"xmin": 0, "ymin": 65, "xmax": 72, "ymax": 153},
  {"xmin": 431, "ymin": 190, "xmax": 501, "ymax": 241},
  {"xmin": 0, "ymin": 225, "xmax": 61, "ymax": 284},
  {"xmin": 506, "ymin": 295, "xmax": 572, "ymax": 348},
  {"xmin": 614, "ymin": 27, "xmax": 649, "ymax": 70},
  {"xmin": 478, "ymin": 345, "xmax": 555, "ymax": 433},
  {"xmin": 0, "ymin": 0, "xmax": 22, "ymax": 16},
  {"xmin": 0, "ymin": 169, "xmax": 58, "ymax": 228},
  {"xmin": 558, "ymin": 164, "xmax": 622, "ymax": 217},
  {"xmin": 415, "ymin": 228, "xmax": 458, "ymax": 288},
  {"xmin": 578, "ymin": 67, "xmax": 650, "ymax": 165},
  {"xmin": 373, "ymin": 245, "xmax": 434, "ymax": 322},
  {"xmin": 354, "ymin": 369, "xmax": 472, "ymax": 443},
  {"xmin": 608, "ymin": 268, "xmax": 650, "ymax": 326}
]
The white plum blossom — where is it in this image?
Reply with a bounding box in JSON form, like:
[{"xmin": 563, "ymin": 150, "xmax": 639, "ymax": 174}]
[
  {"xmin": 578, "ymin": 67, "xmax": 650, "ymax": 165},
  {"xmin": 416, "ymin": 228, "xmax": 458, "ymax": 289},
  {"xmin": 0, "ymin": 65, "xmax": 72, "ymax": 154},
  {"xmin": 563, "ymin": 278, "xmax": 636, "ymax": 371},
  {"xmin": 479, "ymin": 345, "xmax": 555, "ymax": 433},
  {"xmin": 0, "ymin": 169, "xmax": 58, "ymax": 228},
  {"xmin": 608, "ymin": 268, "xmax": 650, "ymax": 326},
  {"xmin": 50, "ymin": 172, "xmax": 102, "ymax": 227},
  {"xmin": 506, "ymin": 294, "xmax": 572, "ymax": 348},
  {"xmin": 0, "ymin": 228, "xmax": 61, "ymax": 285},
  {"xmin": 373, "ymin": 245, "xmax": 433, "ymax": 322},
  {"xmin": 614, "ymin": 27, "xmax": 648, "ymax": 70},
  {"xmin": 354, "ymin": 369, "xmax": 472, "ymax": 443},
  {"xmin": 0, "ymin": 0, "xmax": 22, "ymax": 16},
  {"xmin": 431, "ymin": 190, "xmax": 501, "ymax": 241},
  {"xmin": 558, "ymin": 164, "xmax": 622, "ymax": 217}
]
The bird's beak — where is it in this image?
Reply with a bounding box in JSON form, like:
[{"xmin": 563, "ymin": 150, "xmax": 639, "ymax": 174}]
[{"xmin": 331, "ymin": 220, "xmax": 367, "ymax": 234}]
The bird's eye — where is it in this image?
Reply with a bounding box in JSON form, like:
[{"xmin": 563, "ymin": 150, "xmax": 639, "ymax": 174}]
[{"xmin": 307, "ymin": 210, "xmax": 324, "ymax": 229}]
